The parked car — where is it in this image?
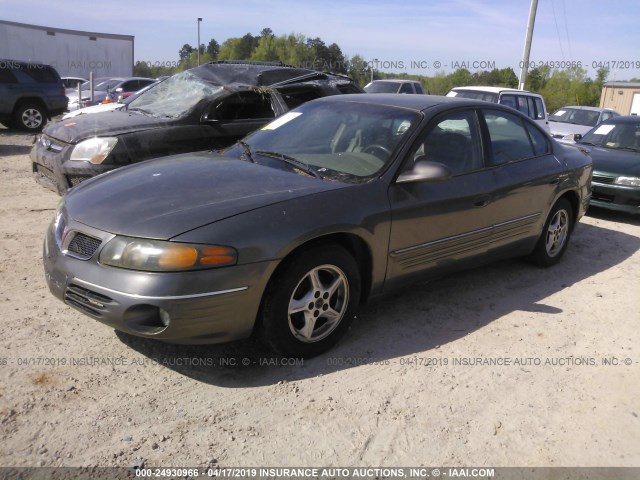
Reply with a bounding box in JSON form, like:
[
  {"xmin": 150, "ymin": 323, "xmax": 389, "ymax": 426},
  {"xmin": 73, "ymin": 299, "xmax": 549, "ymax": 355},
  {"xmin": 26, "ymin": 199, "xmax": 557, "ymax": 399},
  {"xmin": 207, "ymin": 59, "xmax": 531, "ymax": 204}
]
[
  {"xmin": 61, "ymin": 76, "xmax": 87, "ymax": 92},
  {"xmin": 62, "ymin": 79, "xmax": 163, "ymax": 119},
  {"xmin": 446, "ymin": 86, "xmax": 550, "ymax": 131},
  {"xmin": 42, "ymin": 94, "xmax": 592, "ymax": 357},
  {"xmin": 548, "ymin": 106, "xmax": 619, "ymax": 140},
  {"xmin": 66, "ymin": 77, "xmax": 156, "ymax": 111},
  {"xmin": 571, "ymin": 116, "xmax": 640, "ymax": 214},
  {"xmin": 0, "ymin": 59, "xmax": 68, "ymax": 132},
  {"xmin": 31, "ymin": 61, "xmax": 363, "ymax": 194},
  {"xmin": 364, "ymin": 79, "xmax": 425, "ymax": 94}
]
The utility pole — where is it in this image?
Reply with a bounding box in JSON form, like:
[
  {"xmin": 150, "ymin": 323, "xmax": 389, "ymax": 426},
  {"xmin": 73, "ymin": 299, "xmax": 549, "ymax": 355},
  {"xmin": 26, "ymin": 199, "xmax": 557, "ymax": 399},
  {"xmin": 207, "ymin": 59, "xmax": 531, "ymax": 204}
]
[
  {"xmin": 518, "ymin": 0, "xmax": 538, "ymax": 90},
  {"xmin": 197, "ymin": 18, "xmax": 202, "ymax": 66}
]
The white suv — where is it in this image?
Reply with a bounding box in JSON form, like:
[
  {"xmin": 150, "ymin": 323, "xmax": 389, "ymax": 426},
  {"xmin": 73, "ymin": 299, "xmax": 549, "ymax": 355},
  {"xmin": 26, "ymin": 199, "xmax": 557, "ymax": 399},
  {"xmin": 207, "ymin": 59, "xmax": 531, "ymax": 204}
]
[{"xmin": 446, "ymin": 86, "xmax": 549, "ymax": 132}]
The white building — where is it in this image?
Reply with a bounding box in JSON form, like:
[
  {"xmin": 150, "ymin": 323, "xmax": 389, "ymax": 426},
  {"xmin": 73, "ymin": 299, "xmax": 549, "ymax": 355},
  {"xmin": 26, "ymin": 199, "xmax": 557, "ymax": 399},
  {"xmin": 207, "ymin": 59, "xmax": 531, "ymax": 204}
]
[{"xmin": 0, "ymin": 19, "xmax": 134, "ymax": 78}]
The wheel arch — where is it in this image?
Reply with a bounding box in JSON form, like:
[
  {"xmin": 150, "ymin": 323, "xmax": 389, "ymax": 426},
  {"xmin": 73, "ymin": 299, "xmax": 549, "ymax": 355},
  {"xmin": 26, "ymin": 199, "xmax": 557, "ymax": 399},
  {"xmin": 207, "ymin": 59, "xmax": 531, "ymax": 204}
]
[
  {"xmin": 556, "ymin": 189, "xmax": 580, "ymax": 231},
  {"xmin": 253, "ymin": 232, "xmax": 374, "ymax": 338},
  {"xmin": 14, "ymin": 97, "xmax": 50, "ymax": 118}
]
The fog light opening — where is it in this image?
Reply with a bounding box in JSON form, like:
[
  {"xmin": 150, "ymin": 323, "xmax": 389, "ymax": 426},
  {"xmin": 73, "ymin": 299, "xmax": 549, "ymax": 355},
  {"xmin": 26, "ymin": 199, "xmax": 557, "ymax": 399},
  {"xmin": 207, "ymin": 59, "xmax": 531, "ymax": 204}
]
[{"xmin": 123, "ymin": 304, "xmax": 170, "ymax": 335}]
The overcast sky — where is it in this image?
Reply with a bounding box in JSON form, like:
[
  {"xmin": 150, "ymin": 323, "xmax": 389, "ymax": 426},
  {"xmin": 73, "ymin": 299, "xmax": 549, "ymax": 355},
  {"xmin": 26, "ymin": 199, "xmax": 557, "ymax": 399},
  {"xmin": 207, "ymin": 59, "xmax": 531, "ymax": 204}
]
[{"xmin": 2, "ymin": 0, "xmax": 639, "ymax": 79}]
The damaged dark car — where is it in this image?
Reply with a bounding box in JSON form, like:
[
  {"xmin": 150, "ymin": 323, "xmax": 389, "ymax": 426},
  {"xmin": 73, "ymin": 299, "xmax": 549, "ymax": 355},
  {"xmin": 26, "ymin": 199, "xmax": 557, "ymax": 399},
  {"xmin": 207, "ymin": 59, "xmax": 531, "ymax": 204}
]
[{"xmin": 31, "ymin": 61, "xmax": 363, "ymax": 194}]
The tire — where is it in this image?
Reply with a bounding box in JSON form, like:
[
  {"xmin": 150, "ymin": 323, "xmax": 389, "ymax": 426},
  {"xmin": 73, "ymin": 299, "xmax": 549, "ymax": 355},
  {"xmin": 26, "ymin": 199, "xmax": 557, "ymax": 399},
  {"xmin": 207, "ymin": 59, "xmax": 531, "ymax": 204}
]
[
  {"xmin": 13, "ymin": 102, "xmax": 47, "ymax": 132},
  {"xmin": 259, "ymin": 244, "xmax": 361, "ymax": 357},
  {"xmin": 530, "ymin": 198, "xmax": 574, "ymax": 267}
]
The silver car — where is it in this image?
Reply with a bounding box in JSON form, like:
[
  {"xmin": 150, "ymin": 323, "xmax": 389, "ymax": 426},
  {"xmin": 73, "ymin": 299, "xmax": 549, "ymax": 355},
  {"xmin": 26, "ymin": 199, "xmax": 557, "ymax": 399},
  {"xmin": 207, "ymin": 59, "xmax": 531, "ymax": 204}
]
[{"xmin": 549, "ymin": 106, "xmax": 620, "ymax": 140}]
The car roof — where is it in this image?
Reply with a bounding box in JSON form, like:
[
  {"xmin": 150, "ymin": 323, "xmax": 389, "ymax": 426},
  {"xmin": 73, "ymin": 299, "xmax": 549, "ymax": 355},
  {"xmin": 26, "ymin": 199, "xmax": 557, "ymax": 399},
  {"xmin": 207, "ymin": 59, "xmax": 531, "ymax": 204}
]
[
  {"xmin": 450, "ymin": 85, "xmax": 540, "ymax": 95},
  {"xmin": 556, "ymin": 105, "xmax": 613, "ymax": 112},
  {"xmin": 191, "ymin": 61, "xmax": 355, "ymax": 87},
  {"xmin": 313, "ymin": 93, "xmax": 497, "ymax": 112},
  {"xmin": 368, "ymin": 79, "xmax": 420, "ymax": 84},
  {"xmin": 603, "ymin": 115, "xmax": 640, "ymax": 125}
]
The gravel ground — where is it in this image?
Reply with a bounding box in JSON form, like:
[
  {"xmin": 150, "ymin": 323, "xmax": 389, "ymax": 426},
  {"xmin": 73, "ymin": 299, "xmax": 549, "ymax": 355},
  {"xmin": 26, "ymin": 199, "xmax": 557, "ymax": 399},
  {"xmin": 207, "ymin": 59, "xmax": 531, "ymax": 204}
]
[{"xmin": 1, "ymin": 125, "xmax": 639, "ymax": 471}]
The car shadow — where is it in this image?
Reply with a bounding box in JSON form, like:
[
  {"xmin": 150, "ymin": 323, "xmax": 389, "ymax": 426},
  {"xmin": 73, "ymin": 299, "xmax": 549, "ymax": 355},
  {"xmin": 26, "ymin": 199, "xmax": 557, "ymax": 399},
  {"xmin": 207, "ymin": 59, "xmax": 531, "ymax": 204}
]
[
  {"xmin": 116, "ymin": 221, "xmax": 640, "ymax": 387},
  {"xmin": 587, "ymin": 205, "xmax": 640, "ymax": 226},
  {"xmin": 0, "ymin": 127, "xmax": 36, "ymax": 156}
]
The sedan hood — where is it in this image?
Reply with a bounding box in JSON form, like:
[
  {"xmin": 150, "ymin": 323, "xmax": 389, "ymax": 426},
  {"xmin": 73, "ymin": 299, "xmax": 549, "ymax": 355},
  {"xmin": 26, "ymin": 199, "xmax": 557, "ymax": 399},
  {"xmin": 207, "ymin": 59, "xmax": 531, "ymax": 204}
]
[
  {"xmin": 66, "ymin": 152, "xmax": 347, "ymax": 239},
  {"xmin": 549, "ymin": 121, "xmax": 593, "ymax": 138},
  {"xmin": 45, "ymin": 110, "xmax": 171, "ymax": 144},
  {"xmin": 585, "ymin": 145, "xmax": 640, "ymax": 176}
]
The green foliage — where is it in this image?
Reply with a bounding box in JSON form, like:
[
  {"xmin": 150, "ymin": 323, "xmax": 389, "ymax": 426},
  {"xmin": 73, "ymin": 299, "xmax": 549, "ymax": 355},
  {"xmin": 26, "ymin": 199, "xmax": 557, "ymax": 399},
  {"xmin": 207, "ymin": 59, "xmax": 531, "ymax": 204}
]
[
  {"xmin": 531, "ymin": 66, "xmax": 609, "ymax": 112},
  {"xmin": 139, "ymin": 29, "xmax": 610, "ymax": 109}
]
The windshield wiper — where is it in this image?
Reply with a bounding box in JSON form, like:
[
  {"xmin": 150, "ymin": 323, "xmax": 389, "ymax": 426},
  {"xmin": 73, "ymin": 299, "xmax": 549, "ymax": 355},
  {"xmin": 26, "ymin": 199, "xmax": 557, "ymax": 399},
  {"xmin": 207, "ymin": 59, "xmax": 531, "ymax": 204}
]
[
  {"xmin": 238, "ymin": 141, "xmax": 256, "ymax": 163},
  {"xmin": 256, "ymin": 151, "xmax": 321, "ymax": 179}
]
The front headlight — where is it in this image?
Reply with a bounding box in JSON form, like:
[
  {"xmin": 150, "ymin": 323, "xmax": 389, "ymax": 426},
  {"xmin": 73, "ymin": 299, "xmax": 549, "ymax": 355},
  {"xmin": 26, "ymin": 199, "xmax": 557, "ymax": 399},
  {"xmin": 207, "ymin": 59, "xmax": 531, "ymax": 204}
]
[
  {"xmin": 615, "ymin": 176, "xmax": 640, "ymax": 187},
  {"xmin": 99, "ymin": 236, "xmax": 237, "ymax": 272},
  {"xmin": 70, "ymin": 137, "xmax": 118, "ymax": 164}
]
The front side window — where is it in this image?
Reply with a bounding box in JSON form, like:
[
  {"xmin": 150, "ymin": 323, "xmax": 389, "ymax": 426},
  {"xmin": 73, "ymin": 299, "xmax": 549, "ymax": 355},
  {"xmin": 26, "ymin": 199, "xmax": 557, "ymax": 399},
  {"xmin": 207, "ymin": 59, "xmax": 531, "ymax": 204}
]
[
  {"xmin": 408, "ymin": 109, "xmax": 483, "ymax": 175},
  {"xmin": 483, "ymin": 109, "xmax": 538, "ymax": 165},
  {"xmin": 213, "ymin": 91, "xmax": 275, "ymax": 121}
]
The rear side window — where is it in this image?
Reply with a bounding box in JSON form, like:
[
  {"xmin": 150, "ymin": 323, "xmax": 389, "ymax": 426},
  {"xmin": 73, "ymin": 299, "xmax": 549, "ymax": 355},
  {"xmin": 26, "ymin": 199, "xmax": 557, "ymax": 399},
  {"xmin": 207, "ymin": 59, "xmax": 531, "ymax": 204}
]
[
  {"xmin": 525, "ymin": 123, "xmax": 551, "ymax": 156},
  {"xmin": 482, "ymin": 109, "xmax": 537, "ymax": 165},
  {"xmin": 22, "ymin": 65, "xmax": 58, "ymax": 83},
  {"xmin": 533, "ymin": 97, "xmax": 546, "ymax": 119},
  {"xmin": 414, "ymin": 83, "xmax": 424, "ymax": 94},
  {"xmin": 0, "ymin": 66, "xmax": 18, "ymax": 84},
  {"xmin": 399, "ymin": 83, "xmax": 413, "ymax": 94}
]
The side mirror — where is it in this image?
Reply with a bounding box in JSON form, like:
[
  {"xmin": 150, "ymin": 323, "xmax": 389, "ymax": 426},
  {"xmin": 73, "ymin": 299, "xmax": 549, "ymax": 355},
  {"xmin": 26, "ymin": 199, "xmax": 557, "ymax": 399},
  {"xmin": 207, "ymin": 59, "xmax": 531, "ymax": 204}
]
[
  {"xmin": 115, "ymin": 87, "xmax": 123, "ymax": 93},
  {"xmin": 396, "ymin": 158, "xmax": 452, "ymax": 184}
]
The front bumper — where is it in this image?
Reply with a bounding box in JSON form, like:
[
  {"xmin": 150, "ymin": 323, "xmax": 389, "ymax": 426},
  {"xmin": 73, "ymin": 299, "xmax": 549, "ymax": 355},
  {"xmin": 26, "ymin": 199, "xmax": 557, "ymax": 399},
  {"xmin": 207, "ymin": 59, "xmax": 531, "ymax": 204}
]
[
  {"xmin": 43, "ymin": 219, "xmax": 274, "ymax": 344},
  {"xmin": 591, "ymin": 180, "xmax": 640, "ymax": 215},
  {"xmin": 31, "ymin": 135, "xmax": 114, "ymax": 194}
]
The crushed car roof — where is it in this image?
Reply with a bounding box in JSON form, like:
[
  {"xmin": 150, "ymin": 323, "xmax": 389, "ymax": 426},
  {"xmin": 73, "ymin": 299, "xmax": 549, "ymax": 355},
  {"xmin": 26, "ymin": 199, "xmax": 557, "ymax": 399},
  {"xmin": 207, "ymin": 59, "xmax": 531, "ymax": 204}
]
[{"xmin": 191, "ymin": 60, "xmax": 356, "ymax": 87}]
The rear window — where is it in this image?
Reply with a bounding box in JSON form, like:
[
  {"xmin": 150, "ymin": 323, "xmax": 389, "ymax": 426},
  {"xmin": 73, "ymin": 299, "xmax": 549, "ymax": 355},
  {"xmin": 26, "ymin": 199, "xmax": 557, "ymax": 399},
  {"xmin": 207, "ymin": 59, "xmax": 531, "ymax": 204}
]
[
  {"xmin": 10, "ymin": 64, "xmax": 59, "ymax": 84},
  {"xmin": 451, "ymin": 90, "xmax": 499, "ymax": 102}
]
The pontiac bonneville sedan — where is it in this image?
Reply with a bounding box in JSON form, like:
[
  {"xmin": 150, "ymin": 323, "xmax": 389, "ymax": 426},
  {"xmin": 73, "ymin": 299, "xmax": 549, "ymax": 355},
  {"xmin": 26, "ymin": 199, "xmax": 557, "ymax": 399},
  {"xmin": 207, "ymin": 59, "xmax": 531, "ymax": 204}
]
[{"xmin": 43, "ymin": 95, "xmax": 592, "ymax": 357}]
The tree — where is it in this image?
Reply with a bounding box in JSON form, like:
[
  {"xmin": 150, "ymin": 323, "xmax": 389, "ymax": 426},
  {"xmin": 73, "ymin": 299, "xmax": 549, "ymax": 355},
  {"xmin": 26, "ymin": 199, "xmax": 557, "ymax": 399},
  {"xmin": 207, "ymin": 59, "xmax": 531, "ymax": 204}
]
[
  {"xmin": 178, "ymin": 44, "xmax": 195, "ymax": 61},
  {"xmin": 207, "ymin": 39, "xmax": 220, "ymax": 61},
  {"xmin": 346, "ymin": 54, "xmax": 370, "ymax": 86},
  {"xmin": 260, "ymin": 27, "xmax": 274, "ymax": 38}
]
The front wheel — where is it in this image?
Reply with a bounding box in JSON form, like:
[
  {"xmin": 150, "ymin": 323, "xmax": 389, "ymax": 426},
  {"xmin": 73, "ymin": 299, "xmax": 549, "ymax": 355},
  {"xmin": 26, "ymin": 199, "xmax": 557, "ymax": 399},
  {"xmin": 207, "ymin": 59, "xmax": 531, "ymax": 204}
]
[
  {"xmin": 259, "ymin": 245, "xmax": 361, "ymax": 357},
  {"xmin": 530, "ymin": 198, "xmax": 574, "ymax": 267}
]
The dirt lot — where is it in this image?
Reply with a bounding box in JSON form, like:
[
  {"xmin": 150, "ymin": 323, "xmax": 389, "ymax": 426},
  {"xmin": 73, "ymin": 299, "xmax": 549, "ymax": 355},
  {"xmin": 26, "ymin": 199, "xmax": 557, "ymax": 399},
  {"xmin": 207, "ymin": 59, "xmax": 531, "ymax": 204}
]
[{"xmin": 1, "ymin": 126, "xmax": 639, "ymax": 471}]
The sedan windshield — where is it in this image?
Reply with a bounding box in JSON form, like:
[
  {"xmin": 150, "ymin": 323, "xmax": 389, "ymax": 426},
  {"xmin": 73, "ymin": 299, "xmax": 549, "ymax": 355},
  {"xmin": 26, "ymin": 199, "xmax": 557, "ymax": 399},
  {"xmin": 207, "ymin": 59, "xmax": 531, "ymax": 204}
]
[
  {"xmin": 126, "ymin": 71, "xmax": 224, "ymax": 119},
  {"xmin": 549, "ymin": 108, "xmax": 600, "ymax": 126},
  {"xmin": 233, "ymin": 101, "xmax": 418, "ymax": 180},
  {"xmin": 581, "ymin": 122, "xmax": 640, "ymax": 151}
]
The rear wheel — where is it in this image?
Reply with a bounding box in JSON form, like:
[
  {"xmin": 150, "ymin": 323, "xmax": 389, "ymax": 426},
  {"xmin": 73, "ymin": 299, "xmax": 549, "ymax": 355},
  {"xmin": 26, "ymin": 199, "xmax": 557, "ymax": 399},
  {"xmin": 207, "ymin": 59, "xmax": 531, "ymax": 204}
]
[
  {"xmin": 14, "ymin": 102, "xmax": 47, "ymax": 132},
  {"xmin": 530, "ymin": 198, "xmax": 573, "ymax": 267},
  {"xmin": 260, "ymin": 245, "xmax": 361, "ymax": 357}
]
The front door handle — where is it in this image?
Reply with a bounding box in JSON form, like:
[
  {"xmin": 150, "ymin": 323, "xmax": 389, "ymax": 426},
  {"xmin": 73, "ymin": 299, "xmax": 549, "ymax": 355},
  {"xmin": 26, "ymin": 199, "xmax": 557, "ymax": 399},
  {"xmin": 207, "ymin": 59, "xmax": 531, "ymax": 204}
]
[{"xmin": 473, "ymin": 195, "xmax": 491, "ymax": 208}]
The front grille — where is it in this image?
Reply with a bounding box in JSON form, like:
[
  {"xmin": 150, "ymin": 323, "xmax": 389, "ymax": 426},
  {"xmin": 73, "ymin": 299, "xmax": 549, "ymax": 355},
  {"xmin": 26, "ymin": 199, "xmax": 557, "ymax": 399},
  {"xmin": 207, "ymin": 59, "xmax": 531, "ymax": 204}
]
[
  {"xmin": 67, "ymin": 175, "xmax": 91, "ymax": 187},
  {"xmin": 67, "ymin": 233, "xmax": 101, "ymax": 259},
  {"xmin": 592, "ymin": 175, "xmax": 615, "ymax": 184},
  {"xmin": 64, "ymin": 284, "xmax": 113, "ymax": 317},
  {"xmin": 34, "ymin": 163, "xmax": 56, "ymax": 182}
]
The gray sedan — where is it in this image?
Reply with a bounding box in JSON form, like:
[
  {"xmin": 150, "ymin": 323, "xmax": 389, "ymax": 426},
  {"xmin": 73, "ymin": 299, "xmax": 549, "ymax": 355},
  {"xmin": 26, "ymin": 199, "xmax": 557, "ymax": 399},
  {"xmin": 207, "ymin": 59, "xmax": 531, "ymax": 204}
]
[{"xmin": 43, "ymin": 95, "xmax": 592, "ymax": 357}]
